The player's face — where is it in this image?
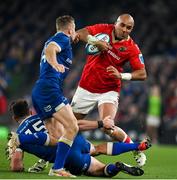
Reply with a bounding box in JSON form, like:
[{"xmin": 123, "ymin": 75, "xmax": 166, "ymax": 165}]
[
  {"xmin": 114, "ymin": 18, "xmax": 134, "ymax": 39},
  {"xmin": 68, "ymin": 22, "xmax": 76, "ymax": 41}
]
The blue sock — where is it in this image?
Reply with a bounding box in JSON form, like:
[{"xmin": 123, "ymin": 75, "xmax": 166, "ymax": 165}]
[
  {"xmin": 52, "ymin": 141, "xmax": 71, "ymax": 170},
  {"xmin": 18, "ymin": 132, "xmax": 48, "ymax": 145},
  {"xmin": 104, "ymin": 164, "xmax": 120, "ymax": 177},
  {"xmin": 112, "ymin": 142, "xmax": 140, "ymax": 155}
]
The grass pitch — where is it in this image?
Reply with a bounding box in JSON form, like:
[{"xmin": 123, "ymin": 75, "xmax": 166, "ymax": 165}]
[{"xmin": 0, "ymin": 137, "xmax": 177, "ymax": 179}]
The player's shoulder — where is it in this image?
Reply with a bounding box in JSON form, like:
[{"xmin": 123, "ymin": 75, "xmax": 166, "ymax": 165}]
[
  {"xmin": 96, "ymin": 23, "xmax": 113, "ymax": 29},
  {"xmin": 97, "ymin": 23, "xmax": 113, "ymax": 27},
  {"xmin": 49, "ymin": 32, "xmax": 69, "ymax": 43},
  {"xmin": 88, "ymin": 23, "xmax": 113, "ymax": 30},
  {"xmin": 21, "ymin": 114, "xmax": 41, "ymax": 125},
  {"xmin": 54, "ymin": 32, "xmax": 68, "ymax": 38},
  {"xmin": 127, "ymin": 37, "xmax": 141, "ymax": 53},
  {"xmin": 30, "ymin": 114, "xmax": 41, "ymax": 119},
  {"xmin": 17, "ymin": 115, "xmax": 42, "ymax": 134},
  {"xmin": 27, "ymin": 114, "xmax": 41, "ymax": 123}
]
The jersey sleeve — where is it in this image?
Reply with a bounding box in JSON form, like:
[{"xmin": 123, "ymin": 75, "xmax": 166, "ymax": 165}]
[
  {"xmin": 86, "ymin": 24, "xmax": 110, "ymax": 35},
  {"xmin": 129, "ymin": 44, "xmax": 145, "ymax": 70},
  {"xmin": 48, "ymin": 34, "xmax": 69, "ymax": 51}
]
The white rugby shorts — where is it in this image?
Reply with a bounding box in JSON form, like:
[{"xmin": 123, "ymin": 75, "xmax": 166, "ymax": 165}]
[{"xmin": 71, "ymin": 86, "xmax": 119, "ymax": 114}]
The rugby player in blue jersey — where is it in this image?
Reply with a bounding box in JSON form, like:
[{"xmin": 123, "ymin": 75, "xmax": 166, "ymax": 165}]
[
  {"xmin": 7, "ymin": 99, "xmax": 151, "ymax": 177},
  {"xmin": 31, "ymin": 15, "xmax": 79, "ymax": 177}
]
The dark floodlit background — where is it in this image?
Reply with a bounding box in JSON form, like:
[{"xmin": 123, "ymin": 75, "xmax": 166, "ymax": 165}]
[{"xmin": 0, "ymin": 0, "xmax": 176, "ymax": 145}]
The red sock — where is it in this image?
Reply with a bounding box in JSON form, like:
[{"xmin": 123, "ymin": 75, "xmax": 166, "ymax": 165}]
[{"xmin": 124, "ymin": 136, "xmax": 133, "ymax": 143}]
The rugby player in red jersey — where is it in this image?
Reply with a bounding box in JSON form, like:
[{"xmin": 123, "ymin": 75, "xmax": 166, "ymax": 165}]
[{"xmin": 72, "ymin": 14, "xmax": 147, "ymax": 166}]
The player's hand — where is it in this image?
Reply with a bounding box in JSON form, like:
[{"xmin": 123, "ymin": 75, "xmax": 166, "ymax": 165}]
[
  {"xmin": 107, "ymin": 65, "xmax": 121, "ymax": 79},
  {"xmin": 95, "ymin": 41, "xmax": 112, "ymax": 51},
  {"xmin": 52, "ymin": 63, "xmax": 68, "ymax": 73},
  {"xmin": 102, "ymin": 115, "xmax": 115, "ymax": 130}
]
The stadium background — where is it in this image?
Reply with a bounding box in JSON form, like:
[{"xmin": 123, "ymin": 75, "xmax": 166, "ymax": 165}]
[{"xmin": 0, "ymin": 0, "xmax": 176, "ymax": 146}]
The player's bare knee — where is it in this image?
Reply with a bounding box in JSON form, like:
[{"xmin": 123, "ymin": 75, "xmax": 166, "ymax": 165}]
[{"xmin": 103, "ymin": 128, "xmax": 114, "ymax": 137}]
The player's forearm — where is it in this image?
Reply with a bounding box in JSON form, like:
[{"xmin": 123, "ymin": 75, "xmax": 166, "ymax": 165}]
[
  {"xmin": 10, "ymin": 150, "xmax": 24, "ymax": 172},
  {"xmin": 131, "ymin": 68, "xmax": 147, "ymax": 80},
  {"xmin": 45, "ymin": 48, "xmax": 58, "ymax": 67},
  {"xmin": 78, "ymin": 120, "xmax": 99, "ymax": 131},
  {"xmin": 45, "ymin": 43, "xmax": 61, "ymax": 68}
]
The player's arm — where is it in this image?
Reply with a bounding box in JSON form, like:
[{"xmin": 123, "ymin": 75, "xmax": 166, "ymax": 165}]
[
  {"xmin": 45, "ymin": 43, "xmax": 66, "ymax": 73},
  {"xmin": 78, "ymin": 116, "xmax": 114, "ymax": 131},
  {"xmin": 76, "ymin": 28, "xmax": 111, "ymax": 51},
  {"xmin": 78, "ymin": 120, "xmax": 100, "ymax": 131},
  {"xmin": 130, "ymin": 68, "xmax": 147, "ymax": 80},
  {"xmin": 107, "ymin": 66, "xmax": 147, "ymax": 81},
  {"xmin": 10, "ymin": 148, "xmax": 24, "ymax": 172}
]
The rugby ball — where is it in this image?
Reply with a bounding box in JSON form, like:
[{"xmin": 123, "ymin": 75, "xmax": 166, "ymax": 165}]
[{"xmin": 85, "ymin": 33, "xmax": 110, "ymax": 55}]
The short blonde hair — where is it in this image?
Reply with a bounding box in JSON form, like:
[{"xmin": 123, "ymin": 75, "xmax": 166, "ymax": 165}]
[{"xmin": 56, "ymin": 15, "xmax": 74, "ymax": 31}]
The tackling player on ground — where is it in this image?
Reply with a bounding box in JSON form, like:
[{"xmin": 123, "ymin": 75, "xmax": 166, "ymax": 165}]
[{"xmin": 7, "ymin": 99, "xmax": 151, "ymax": 177}]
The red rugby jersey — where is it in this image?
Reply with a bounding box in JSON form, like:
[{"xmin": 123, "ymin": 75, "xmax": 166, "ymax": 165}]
[{"xmin": 79, "ymin": 24, "xmax": 145, "ymax": 93}]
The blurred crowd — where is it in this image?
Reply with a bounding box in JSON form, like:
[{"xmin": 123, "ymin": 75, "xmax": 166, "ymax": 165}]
[{"xmin": 0, "ymin": 0, "xmax": 176, "ymax": 143}]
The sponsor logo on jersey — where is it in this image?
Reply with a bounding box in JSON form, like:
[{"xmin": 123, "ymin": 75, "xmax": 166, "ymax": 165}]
[
  {"xmin": 85, "ymin": 33, "xmax": 110, "ymax": 55},
  {"xmin": 107, "ymin": 50, "xmax": 120, "ymax": 61},
  {"xmin": 82, "ymin": 163, "xmax": 89, "ymax": 171},
  {"xmin": 66, "ymin": 58, "xmax": 72, "ymax": 64},
  {"xmin": 44, "ymin": 105, "xmax": 52, "ymax": 112},
  {"xmin": 119, "ymin": 46, "xmax": 127, "ymax": 52}
]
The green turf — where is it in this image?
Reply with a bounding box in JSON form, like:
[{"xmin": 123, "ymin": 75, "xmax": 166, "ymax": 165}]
[{"xmin": 0, "ymin": 137, "xmax": 177, "ymax": 179}]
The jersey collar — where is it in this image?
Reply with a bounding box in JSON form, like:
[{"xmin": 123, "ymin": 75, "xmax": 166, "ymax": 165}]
[{"xmin": 18, "ymin": 115, "xmax": 31, "ymax": 126}]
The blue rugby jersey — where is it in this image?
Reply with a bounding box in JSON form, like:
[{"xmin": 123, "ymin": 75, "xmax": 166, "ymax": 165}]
[
  {"xmin": 16, "ymin": 115, "xmax": 47, "ymax": 134},
  {"xmin": 16, "ymin": 116, "xmax": 91, "ymax": 175},
  {"xmin": 31, "ymin": 32, "xmax": 72, "ymax": 119},
  {"xmin": 39, "ymin": 32, "xmax": 72, "ymax": 86}
]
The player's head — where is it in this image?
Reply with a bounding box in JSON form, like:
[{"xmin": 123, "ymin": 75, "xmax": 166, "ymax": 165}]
[
  {"xmin": 9, "ymin": 99, "xmax": 30, "ymax": 123},
  {"xmin": 114, "ymin": 14, "xmax": 134, "ymax": 40},
  {"xmin": 56, "ymin": 15, "xmax": 76, "ymax": 41}
]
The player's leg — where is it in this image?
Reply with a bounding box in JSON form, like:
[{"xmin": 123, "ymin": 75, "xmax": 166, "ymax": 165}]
[
  {"xmin": 85, "ymin": 157, "xmax": 107, "ymax": 176},
  {"xmin": 98, "ymin": 102, "xmax": 133, "ymax": 143},
  {"xmin": 32, "ymin": 86, "xmax": 77, "ymax": 177},
  {"xmin": 62, "ymin": 137, "xmax": 123, "ymax": 177},
  {"xmin": 69, "ymin": 134, "xmax": 145, "ymax": 177},
  {"xmin": 86, "ymin": 157, "xmax": 144, "ymax": 177},
  {"xmin": 98, "ymin": 105, "xmax": 147, "ymax": 166},
  {"xmin": 98, "ymin": 92, "xmax": 147, "ymax": 166},
  {"xmin": 45, "ymin": 117, "xmax": 65, "ymax": 139},
  {"xmin": 71, "ymin": 86, "xmax": 97, "ymax": 119},
  {"xmin": 91, "ymin": 139, "xmax": 151, "ymax": 156},
  {"xmin": 106, "ymin": 126, "xmax": 148, "ymax": 166},
  {"xmin": 49, "ymin": 104, "xmax": 78, "ymax": 177},
  {"xmin": 86, "ymin": 156, "xmax": 122, "ymax": 177},
  {"xmin": 99, "ymin": 103, "xmax": 134, "ymax": 144}
]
